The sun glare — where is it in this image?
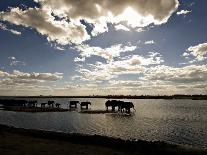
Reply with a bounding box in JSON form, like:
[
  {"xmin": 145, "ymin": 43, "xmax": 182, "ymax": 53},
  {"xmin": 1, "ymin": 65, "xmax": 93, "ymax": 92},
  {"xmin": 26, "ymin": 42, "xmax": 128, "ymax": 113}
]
[{"xmin": 117, "ymin": 7, "xmax": 154, "ymax": 28}]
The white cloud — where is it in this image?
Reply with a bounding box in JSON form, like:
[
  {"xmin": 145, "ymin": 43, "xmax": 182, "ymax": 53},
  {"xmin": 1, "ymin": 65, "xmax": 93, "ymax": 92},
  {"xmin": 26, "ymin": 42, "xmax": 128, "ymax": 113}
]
[
  {"xmin": 55, "ymin": 46, "xmax": 65, "ymax": 51},
  {"xmin": 136, "ymin": 28, "xmax": 145, "ymax": 32},
  {"xmin": 0, "ymin": 70, "xmax": 63, "ymax": 95},
  {"xmin": 8, "ymin": 56, "xmax": 16, "ymax": 60},
  {"xmin": 1, "ymin": 0, "xmax": 179, "ymax": 45},
  {"xmin": 74, "ymin": 57, "xmax": 85, "ymax": 62},
  {"xmin": 185, "ymin": 42, "xmax": 207, "ymax": 61},
  {"xmin": 0, "ymin": 22, "xmax": 21, "ymax": 35},
  {"xmin": 8, "ymin": 56, "xmax": 26, "ymax": 66},
  {"xmin": 0, "ymin": 70, "xmax": 9, "ymax": 77},
  {"xmin": 0, "ymin": 70, "xmax": 63, "ymax": 82},
  {"xmin": 145, "ymin": 65, "xmax": 207, "ymax": 84},
  {"xmin": 75, "ymin": 44, "xmax": 137, "ymax": 61},
  {"xmin": 177, "ymin": 10, "xmax": 191, "ymax": 15},
  {"xmin": 0, "ymin": 7, "xmax": 90, "ymax": 45},
  {"xmin": 10, "ymin": 70, "xmax": 63, "ymax": 81},
  {"xmin": 76, "ymin": 52, "xmax": 163, "ymax": 82},
  {"xmin": 144, "ymin": 40, "xmax": 155, "ymax": 45},
  {"xmin": 35, "ymin": 0, "xmax": 179, "ymax": 27},
  {"xmin": 109, "ymin": 80, "xmax": 142, "ymax": 87},
  {"xmin": 114, "ymin": 24, "xmax": 130, "ymax": 31}
]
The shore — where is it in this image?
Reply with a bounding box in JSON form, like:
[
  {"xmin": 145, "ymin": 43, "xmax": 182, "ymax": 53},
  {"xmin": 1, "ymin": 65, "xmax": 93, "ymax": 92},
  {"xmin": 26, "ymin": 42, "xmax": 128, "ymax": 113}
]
[
  {"xmin": 0, "ymin": 124, "xmax": 206, "ymax": 155},
  {"xmin": 2, "ymin": 106, "xmax": 70, "ymax": 112}
]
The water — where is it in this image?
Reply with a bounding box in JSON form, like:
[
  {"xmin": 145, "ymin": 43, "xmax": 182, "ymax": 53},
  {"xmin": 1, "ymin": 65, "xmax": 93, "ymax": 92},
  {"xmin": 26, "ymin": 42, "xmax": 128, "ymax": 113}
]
[{"xmin": 0, "ymin": 98, "xmax": 207, "ymax": 149}]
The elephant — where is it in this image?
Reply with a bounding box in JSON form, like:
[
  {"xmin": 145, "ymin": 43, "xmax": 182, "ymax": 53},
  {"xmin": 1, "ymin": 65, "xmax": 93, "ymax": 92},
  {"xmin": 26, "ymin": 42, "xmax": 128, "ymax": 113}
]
[
  {"xmin": 119, "ymin": 102, "xmax": 135, "ymax": 114},
  {"xmin": 105, "ymin": 100, "xmax": 124, "ymax": 112},
  {"xmin": 27, "ymin": 100, "xmax": 37, "ymax": 107},
  {"xmin": 48, "ymin": 101, "xmax": 55, "ymax": 108},
  {"xmin": 55, "ymin": 103, "xmax": 61, "ymax": 108},
  {"xmin": 80, "ymin": 102, "xmax": 91, "ymax": 109},
  {"xmin": 41, "ymin": 103, "xmax": 47, "ymax": 108},
  {"xmin": 105, "ymin": 100, "xmax": 135, "ymax": 114},
  {"xmin": 69, "ymin": 101, "xmax": 79, "ymax": 109}
]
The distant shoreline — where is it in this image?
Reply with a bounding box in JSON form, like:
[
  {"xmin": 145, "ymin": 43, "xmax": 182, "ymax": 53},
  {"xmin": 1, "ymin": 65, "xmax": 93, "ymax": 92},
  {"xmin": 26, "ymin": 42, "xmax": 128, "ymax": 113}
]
[
  {"xmin": 0, "ymin": 124, "xmax": 206, "ymax": 155},
  {"xmin": 0, "ymin": 95, "xmax": 207, "ymax": 100}
]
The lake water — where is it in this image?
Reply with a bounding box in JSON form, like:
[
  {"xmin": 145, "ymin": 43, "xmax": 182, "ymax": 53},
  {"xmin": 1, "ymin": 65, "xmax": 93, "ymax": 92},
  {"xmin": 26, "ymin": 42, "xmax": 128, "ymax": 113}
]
[{"xmin": 0, "ymin": 98, "xmax": 207, "ymax": 149}]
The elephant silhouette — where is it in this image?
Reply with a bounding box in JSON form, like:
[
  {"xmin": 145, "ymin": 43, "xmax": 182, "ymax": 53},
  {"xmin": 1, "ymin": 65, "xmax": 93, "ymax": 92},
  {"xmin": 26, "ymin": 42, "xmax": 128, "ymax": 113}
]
[
  {"xmin": 68, "ymin": 101, "xmax": 79, "ymax": 109},
  {"xmin": 105, "ymin": 100, "xmax": 124, "ymax": 112},
  {"xmin": 119, "ymin": 101, "xmax": 135, "ymax": 114},
  {"xmin": 105, "ymin": 100, "xmax": 135, "ymax": 114},
  {"xmin": 41, "ymin": 102, "xmax": 47, "ymax": 108},
  {"xmin": 27, "ymin": 101, "xmax": 37, "ymax": 107},
  {"xmin": 80, "ymin": 102, "xmax": 91, "ymax": 109},
  {"xmin": 48, "ymin": 101, "xmax": 55, "ymax": 108},
  {"xmin": 55, "ymin": 103, "xmax": 61, "ymax": 108}
]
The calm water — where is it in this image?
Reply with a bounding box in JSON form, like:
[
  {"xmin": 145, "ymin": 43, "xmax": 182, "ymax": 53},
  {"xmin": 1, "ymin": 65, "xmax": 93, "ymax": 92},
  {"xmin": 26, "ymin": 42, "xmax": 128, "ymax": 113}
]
[{"xmin": 0, "ymin": 98, "xmax": 207, "ymax": 149}]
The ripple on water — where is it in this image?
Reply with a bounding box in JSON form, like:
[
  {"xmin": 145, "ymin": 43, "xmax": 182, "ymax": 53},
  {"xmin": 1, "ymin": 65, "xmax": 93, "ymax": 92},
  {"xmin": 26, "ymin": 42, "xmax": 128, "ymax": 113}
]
[{"xmin": 0, "ymin": 98, "xmax": 207, "ymax": 149}]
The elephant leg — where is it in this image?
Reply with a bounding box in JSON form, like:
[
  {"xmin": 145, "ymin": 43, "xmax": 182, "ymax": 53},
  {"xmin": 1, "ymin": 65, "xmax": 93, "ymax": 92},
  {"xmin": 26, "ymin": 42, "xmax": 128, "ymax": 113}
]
[
  {"xmin": 112, "ymin": 106, "xmax": 115, "ymax": 112},
  {"xmin": 127, "ymin": 108, "xmax": 130, "ymax": 114}
]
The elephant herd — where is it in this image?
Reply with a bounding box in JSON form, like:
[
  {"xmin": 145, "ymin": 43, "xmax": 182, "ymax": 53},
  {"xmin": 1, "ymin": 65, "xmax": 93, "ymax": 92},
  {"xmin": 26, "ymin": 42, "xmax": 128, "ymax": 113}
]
[
  {"xmin": 40, "ymin": 101, "xmax": 61, "ymax": 108},
  {"xmin": 105, "ymin": 100, "xmax": 135, "ymax": 114},
  {"xmin": 0, "ymin": 99, "xmax": 135, "ymax": 114},
  {"xmin": 69, "ymin": 100, "xmax": 135, "ymax": 114},
  {"xmin": 68, "ymin": 101, "xmax": 91, "ymax": 109},
  {"xmin": 0, "ymin": 99, "xmax": 61, "ymax": 108}
]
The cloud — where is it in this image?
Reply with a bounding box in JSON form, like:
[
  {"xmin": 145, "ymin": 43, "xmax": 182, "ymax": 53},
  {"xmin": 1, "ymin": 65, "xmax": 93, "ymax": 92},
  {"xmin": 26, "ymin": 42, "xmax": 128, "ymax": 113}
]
[
  {"xmin": 74, "ymin": 57, "xmax": 85, "ymax": 62},
  {"xmin": 8, "ymin": 56, "xmax": 26, "ymax": 66},
  {"xmin": 0, "ymin": 70, "xmax": 63, "ymax": 95},
  {"xmin": 0, "ymin": 70, "xmax": 9, "ymax": 77},
  {"xmin": 114, "ymin": 24, "xmax": 130, "ymax": 31},
  {"xmin": 1, "ymin": 0, "xmax": 179, "ymax": 45},
  {"xmin": 0, "ymin": 22, "xmax": 21, "ymax": 35},
  {"xmin": 184, "ymin": 42, "xmax": 207, "ymax": 61},
  {"xmin": 0, "ymin": 70, "xmax": 63, "ymax": 82},
  {"xmin": 74, "ymin": 44, "xmax": 137, "ymax": 61},
  {"xmin": 0, "ymin": 7, "xmax": 90, "ymax": 45},
  {"xmin": 144, "ymin": 40, "xmax": 155, "ymax": 45},
  {"xmin": 144, "ymin": 65, "xmax": 207, "ymax": 84},
  {"xmin": 8, "ymin": 57, "xmax": 16, "ymax": 60},
  {"xmin": 10, "ymin": 70, "xmax": 63, "ymax": 81},
  {"xmin": 69, "ymin": 64, "xmax": 207, "ymax": 95},
  {"xmin": 176, "ymin": 10, "xmax": 191, "ymax": 15},
  {"xmin": 55, "ymin": 46, "xmax": 65, "ymax": 51},
  {"xmin": 35, "ymin": 0, "xmax": 179, "ymax": 26},
  {"xmin": 76, "ymin": 52, "xmax": 164, "ymax": 81},
  {"xmin": 109, "ymin": 80, "xmax": 142, "ymax": 87}
]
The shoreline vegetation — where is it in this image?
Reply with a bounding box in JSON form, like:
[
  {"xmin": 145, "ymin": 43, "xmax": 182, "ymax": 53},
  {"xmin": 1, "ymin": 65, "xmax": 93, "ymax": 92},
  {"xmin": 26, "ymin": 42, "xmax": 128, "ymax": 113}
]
[
  {"xmin": 1, "ymin": 95, "xmax": 207, "ymax": 100},
  {"xmin": 0, "ymin": 124, "xmax": 206, "ymax": 155}
]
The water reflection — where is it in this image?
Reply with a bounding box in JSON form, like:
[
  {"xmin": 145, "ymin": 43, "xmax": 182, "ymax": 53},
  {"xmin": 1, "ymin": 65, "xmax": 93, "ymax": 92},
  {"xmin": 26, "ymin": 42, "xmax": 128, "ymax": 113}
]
[{"xmin": 0, "ymin": 98, "xmax": 207, "ymax": 148}]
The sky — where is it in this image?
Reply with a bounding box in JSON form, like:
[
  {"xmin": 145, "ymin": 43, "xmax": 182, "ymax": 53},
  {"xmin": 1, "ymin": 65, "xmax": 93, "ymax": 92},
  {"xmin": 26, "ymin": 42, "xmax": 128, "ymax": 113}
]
[{"xmin": 0, "ymin": 0, "xmax": 207, "ymax": 96}]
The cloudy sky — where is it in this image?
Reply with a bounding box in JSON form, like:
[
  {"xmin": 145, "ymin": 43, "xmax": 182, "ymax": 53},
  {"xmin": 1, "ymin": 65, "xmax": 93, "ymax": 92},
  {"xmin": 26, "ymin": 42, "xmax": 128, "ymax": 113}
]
[{"xmin": 0, "ymin": 0, "xmax": 207, "ymax": 96}]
